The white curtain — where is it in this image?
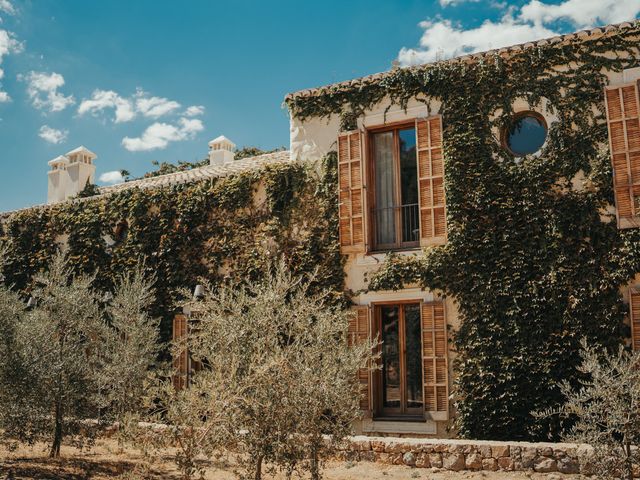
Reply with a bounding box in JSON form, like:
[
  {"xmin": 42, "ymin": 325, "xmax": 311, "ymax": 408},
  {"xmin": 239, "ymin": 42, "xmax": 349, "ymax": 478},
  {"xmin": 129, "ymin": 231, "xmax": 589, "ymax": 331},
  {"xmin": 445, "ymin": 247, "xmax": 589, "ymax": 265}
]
[{"xmin": 374, "ymin": 132, "xmax": 396, "ymax": 245}]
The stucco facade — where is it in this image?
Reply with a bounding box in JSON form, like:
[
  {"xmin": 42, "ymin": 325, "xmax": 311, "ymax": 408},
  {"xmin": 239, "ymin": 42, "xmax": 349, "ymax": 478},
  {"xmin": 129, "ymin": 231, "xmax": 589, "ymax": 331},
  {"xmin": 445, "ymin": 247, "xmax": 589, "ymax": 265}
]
[{"xmin": 286, "ymin": 22, "xmax": 640, "ymax": 437}]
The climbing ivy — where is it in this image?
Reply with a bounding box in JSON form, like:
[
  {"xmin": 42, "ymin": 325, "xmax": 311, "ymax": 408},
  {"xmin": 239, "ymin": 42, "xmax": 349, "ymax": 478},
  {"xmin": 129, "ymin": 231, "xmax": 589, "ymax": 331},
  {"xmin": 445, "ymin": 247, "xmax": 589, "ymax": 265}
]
[
  {"xmin": 287, "ymin": 24, "xmax": 640, "ymax": 440},
  {"xmin": 0, "ymin": 157, "xmax": 344, "ymax": 344}
]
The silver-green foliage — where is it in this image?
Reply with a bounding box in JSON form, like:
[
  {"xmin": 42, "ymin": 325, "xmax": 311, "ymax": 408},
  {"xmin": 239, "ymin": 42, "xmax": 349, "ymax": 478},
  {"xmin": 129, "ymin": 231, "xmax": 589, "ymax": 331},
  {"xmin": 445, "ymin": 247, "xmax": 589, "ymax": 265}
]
[
  {"xmin": 140, "ymin": 261, "xmax": 375, "ymax": 480},
  {"xmin": 543, "ymin": 340, "xmax": 640, "ymax": 479},
  {"xmin": 0, "ymin": 254, "xmax": 160, "ymax": 458},
  {"xmin": 99, "ymin": 265, "xmax": 161, "ymax": 420}
]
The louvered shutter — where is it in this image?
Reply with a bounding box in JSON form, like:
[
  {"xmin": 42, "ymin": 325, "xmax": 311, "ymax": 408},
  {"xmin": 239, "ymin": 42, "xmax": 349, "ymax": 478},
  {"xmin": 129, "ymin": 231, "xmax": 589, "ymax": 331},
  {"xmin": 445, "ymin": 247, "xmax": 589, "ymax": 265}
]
[
  {"xmin": 421, "ymin": 300, "xmax": 449, "ymax": 420},
  {"xmin": 172, "ymin": 313, "xmax": 188, "ymax": 390},
  {"xmin": 416, "ymin": 116, "xmax": 447, "ymax": 245},
  {"xmin": 338, "ymin": 131, "xmax": 367, "ymax": 254},
  {"xmin": 348, "ymin": 305, "xmax": 372, "ymax": 417},
  {"xmin": 604, "ymin": 83, "xmax": 640, "ymax": 229},
  {"xmin": 630, "ymin": 287, "xmax": 640, "ymax": 351}
]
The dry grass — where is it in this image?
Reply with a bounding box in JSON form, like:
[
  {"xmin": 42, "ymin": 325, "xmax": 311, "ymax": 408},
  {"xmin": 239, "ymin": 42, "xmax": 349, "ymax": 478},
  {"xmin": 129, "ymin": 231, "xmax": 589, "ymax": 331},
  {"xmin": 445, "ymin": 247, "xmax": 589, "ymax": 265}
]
[{"xmin": 0, "ymin": 439, "xmax": 582, "ymax": 479}]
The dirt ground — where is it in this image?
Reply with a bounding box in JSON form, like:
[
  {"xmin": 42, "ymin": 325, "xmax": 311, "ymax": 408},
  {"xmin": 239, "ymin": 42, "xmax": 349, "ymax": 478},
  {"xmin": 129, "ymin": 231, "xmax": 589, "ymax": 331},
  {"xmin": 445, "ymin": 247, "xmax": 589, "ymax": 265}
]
[{"xmin": 0, "ymin": 439, "xmax": 584, "ymax": 480}]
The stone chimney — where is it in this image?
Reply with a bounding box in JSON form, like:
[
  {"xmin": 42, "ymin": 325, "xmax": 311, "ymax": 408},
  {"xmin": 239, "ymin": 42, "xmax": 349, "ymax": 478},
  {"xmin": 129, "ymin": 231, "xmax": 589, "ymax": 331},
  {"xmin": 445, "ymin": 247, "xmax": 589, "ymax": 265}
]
[
  {"xmin": 208, "ymin": 135, "xmax": 235, "ymax": 165},
  {"xmin": 47, "ymin": 146, "xmax": 97, "ymax": 204}
]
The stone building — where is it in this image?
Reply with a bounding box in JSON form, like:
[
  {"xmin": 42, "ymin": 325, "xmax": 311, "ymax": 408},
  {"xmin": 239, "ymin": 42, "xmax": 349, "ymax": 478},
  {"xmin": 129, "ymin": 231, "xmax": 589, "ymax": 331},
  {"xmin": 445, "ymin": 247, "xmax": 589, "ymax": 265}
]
[
  {"xmin": 5, "ymin": 20, "xmax": 640, "ymax": 440},
  {"xmin": 284, "ymin": 21, "xmax": 640, "ymax": 437}
]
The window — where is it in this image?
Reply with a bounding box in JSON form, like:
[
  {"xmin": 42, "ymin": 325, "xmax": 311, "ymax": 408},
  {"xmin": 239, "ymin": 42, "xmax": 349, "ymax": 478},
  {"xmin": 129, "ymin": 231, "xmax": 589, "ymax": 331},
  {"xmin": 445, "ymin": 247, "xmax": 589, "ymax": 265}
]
[
  {"xmin": 503, "ymin": 111, "xmax": 548, "ymax": 156},
  {"xmin": 375, "ymin": 303, "xmax": 423, "ymax": 417},
  {"xmin": 370, "ymin": 125, "xmax": 420, "ymax": 250},
  {"xmin": 604, "ymin": 83, "xmax": 640, "ymax": 228}
]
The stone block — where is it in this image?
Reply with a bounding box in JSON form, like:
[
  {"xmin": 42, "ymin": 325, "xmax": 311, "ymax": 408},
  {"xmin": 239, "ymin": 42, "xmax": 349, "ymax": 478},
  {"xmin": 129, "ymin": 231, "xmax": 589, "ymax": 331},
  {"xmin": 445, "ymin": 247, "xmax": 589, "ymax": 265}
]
[
  {"xmin": 521, "ymin": 447, "xmax": 538, "ymax": 468},
  {"xmin": 482, "ymin": 458, "xmax": 498, "ymax": 471},
  {"xmin": 429, "ymin": 453, "xmax": 443, "ymax": 468},
  {"xmin": 403, "ymin": 452, "xmax": 416, "ymax": 466},
  {"xmin": 539, "ymin": 447, "xmax": 554, "ymax": 457},
  {"xmin": 534, "ymin": 456, "xmax": 557, "ymax": 473},
  {"xmin": 358, "ymin": 451, "xmax": 377, "ymax": 462},
  {"xmin": 371, "ymin": 441, "xmax": 386, "ymax": 452},
  {"xmin": 557, "ymin": 456, "xmax": 579, "ymax": 474},
  {"xmin": 443, "ymin": 453, "xmax": 465, "ymax": 471},
  {"xmin": 415, "ymin": 453, "xmax": 430, "ymax": 468},
  {"xmin": 377, "ymin": 453, "xmax": 390, "ymax": 464},
  {"xmin": 497, "ymin": 456, "xmax": 514, "ymax": 471},
  {"xmin": 478, "ymin": 445, "xmax": 492, "ymax": 458},
  {"xmin": 448, "ymin": 444, "xmax": 464, "ymax": 454},
  {"xmin": 350, "ymin": 439, "xmax": 371, "ymax": 451},
  {"xmin": 465, "ymin": 452, "xmax": 483, "ymax": 470},
  {"xmin": 492, "ymin": 445, "xmax": 510, "ymax": 458},
  {"xmin": 384, "ymin": 441, "xmax": 411, "ymax": 454}
]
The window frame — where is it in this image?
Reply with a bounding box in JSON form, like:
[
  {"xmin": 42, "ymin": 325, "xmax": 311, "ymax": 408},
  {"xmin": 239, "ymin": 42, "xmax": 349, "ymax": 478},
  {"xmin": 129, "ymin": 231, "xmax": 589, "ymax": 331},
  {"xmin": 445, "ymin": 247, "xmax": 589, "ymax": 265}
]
[
  {"xmin": 372, "ymin": 300, "xmax": 424, "ymax": 420},
  {"xmin": 367, "ymin": 121, "xmax": 421, "ymax": 252},
  {"xmin": 501, "ymin": 110, "xmax": 548, "ymax": 157}
]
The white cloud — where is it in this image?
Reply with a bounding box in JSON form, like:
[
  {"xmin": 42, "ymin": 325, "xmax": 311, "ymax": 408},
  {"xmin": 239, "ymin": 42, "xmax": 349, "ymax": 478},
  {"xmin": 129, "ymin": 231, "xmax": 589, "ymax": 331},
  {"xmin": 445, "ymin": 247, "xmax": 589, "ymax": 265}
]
[
  {"xmin": 0, "ymin": 28, "xmax": 21, "ymax": 101},
  {"xmin": 0, "ymin": 0, "xmax": 15, "ymax": 15},
  {"xmin": 0, "ymin": 29, "xmax": 19, "ymax": 59},
  {"xmin": 399, "ymin": 15, "xmax": 555, "ymax": 65},
  {"xmin": 99, "ymin": 171, "xmax": 125, "ymax": 184},
  {"xmin": 136, "ymin": 95, "xmax": 181, "ymax": 118},
  {"xmin": 38, "ymin": 125, "xmax": 68, "ymax": 144},
  {"xmin": 21, "ymin": 71, "xmax": 75, "ymax": 112},
  {"xmin": 520, "ymin": 0, "xmax": 640, "ymax": 29},
  {"xmin": 398, "ymin": 0, "xmax": 640, "ymax": 66},
  {"xmin": 78, "ymin": 89, "xmax": 135, "ymax": 123},
  {"xmin": 122, "ymin": 117, "xmax": 204, "ymax": 152},
  {"xmin": 439, "ymin": 0, "xmax": 479, "ymax": 7},
  {"xmin": 183, "ymin": 105, "xmax": 205, "ymax": 117},
  {"xmin": 79, "ymin": 89, "xmax": 191, "ymax": 123}
]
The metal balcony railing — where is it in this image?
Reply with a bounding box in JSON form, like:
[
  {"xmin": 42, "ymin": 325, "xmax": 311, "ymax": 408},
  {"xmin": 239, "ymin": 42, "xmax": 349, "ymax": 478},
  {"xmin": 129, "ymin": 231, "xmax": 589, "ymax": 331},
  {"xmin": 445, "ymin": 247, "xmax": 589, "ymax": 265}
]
[{"xmin": 373, "ymin": 203, "xmax": 419, "ymax": 249}]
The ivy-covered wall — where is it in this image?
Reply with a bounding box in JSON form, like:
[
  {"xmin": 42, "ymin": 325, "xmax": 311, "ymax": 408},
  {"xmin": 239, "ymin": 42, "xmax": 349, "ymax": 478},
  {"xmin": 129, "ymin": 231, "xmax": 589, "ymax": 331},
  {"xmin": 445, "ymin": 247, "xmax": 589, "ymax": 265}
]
[
  {"xmin": 0, "ymin": 158, "xmax": 344, "ymax": 343},
  {"xmin": 286, "ymin": 24, "xmax": 640, "ymax": 440}
]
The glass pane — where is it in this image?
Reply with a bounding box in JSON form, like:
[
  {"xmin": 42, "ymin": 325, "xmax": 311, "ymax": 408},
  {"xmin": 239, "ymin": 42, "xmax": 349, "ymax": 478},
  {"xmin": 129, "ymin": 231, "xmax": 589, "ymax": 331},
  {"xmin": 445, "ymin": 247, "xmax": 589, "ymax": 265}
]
[
  {"xmin": 404, "ymin": 304, "xmax": 423, "ymax": 409},
  {"xmin": 381, "ymin": 305, "xmax": 401, "ymax": 409},
  {"xmin": 374, "ymin": 132, "xmax": 396, "ymax": 245},
  {"xmin": 506, "ymin": 114, "xmax": 547, "ymax": 156},
  {"xmin": 399, "ymin": 128, "xmax": 419, "ymax": 243}
]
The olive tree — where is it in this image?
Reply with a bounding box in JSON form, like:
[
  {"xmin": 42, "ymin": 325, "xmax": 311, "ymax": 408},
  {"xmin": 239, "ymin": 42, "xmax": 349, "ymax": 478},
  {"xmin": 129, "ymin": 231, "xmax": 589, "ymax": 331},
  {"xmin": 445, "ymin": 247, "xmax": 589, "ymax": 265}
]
[
  {"xmin": 0, "ymin": 255, "xmax": 160, "ymax": 457},
  {"xmin": 541, "ymin": 339, "xmax": 640, "ymax": 479},
  {"xmin": 98, "ymin": 265, "xmax": 162, "ymax": 421},
  {"xmin": 140, "ymin": 262, "xmax": 375, "ymax": 480}
]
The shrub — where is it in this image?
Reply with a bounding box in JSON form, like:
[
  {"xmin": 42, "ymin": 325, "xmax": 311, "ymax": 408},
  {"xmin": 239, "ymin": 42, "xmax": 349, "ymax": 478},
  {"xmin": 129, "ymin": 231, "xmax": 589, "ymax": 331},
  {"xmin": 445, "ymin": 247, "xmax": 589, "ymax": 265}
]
[
  {"xmin": 139, "ymin": 261, "xmax": 375, "ymax": 480},
  {"xmin": 540, "ymin": 339, "xmax": 640, "ymax": 479},
  {"xmin": 0, "ymin": 254, "xmax": 160, "ymax": 457}
]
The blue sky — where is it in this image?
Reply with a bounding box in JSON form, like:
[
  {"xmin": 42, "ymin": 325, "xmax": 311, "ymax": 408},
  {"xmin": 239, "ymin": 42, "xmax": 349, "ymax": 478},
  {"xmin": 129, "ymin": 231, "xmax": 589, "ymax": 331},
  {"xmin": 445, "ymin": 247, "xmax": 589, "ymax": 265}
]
[{"xmin": 0, "ymin": 0, "xmax": 639, "ymax": 211}]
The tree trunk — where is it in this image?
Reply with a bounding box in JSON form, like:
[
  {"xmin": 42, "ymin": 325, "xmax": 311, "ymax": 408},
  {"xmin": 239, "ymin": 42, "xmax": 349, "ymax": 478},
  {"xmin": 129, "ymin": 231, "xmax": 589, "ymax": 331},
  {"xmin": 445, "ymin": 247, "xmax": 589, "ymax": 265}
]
[
  {"xmin": 625, "ymin": 437, "xmax": 633, "ymax": 480},
  {"xmin": 49, "ymin": 400, "xmax": 63, "ymax": 458},
  {"xmin": 310, "ymin": 446, "xmax": 320, "ymax": 480},
  {"xmin": 254, "ymin": 454, "xmax": 263, "ymax": 480}
]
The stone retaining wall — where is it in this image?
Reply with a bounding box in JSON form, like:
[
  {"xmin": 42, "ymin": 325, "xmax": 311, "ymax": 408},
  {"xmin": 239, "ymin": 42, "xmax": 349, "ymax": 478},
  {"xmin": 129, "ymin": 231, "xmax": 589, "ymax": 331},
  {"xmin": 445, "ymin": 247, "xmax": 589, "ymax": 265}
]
[{"xmin": 341, "ymin": 436, "xmax": 592, "ymax": 475}]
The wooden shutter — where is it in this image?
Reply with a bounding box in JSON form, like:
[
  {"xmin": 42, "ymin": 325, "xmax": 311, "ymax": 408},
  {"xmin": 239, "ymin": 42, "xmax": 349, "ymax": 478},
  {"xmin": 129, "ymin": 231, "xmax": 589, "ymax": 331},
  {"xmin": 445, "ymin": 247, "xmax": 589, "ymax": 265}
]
[
  {"xmin": 421, "ymin": 300, "xmax": 449, "ymax": 420},
  {"xmin": 630, "ymin": 287, "xmax": 640, "ymax": 351},
  {"xmin": 416, "ymin": 116, "xmax": 447, "ymax": 246},
  {"xmin": 604, "ymin": 83, "xmax": 640, "ymax": 229},
  {"xmin": 172, "ymin": 313, "xmax": 189, "ymax": 390},
  {"xmin": 338, "ymin": 131, "xmax": 367, "ymax": 254},
  {"xmin": 348, "ymin": 305, "xmax": 372, "ymax": 417}
]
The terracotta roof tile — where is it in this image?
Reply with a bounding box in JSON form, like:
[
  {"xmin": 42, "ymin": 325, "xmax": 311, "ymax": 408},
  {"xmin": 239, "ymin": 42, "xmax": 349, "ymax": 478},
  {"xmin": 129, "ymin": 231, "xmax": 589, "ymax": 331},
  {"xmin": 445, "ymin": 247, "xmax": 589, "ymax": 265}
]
[{"xmin": 1, "ymin": 150, "xmax": 292, "ymax": 218}]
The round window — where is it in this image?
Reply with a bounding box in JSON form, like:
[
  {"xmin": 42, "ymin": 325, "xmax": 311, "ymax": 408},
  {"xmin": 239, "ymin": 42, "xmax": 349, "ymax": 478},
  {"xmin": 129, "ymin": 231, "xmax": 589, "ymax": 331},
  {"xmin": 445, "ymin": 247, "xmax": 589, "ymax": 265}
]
[{"xmin": 503, "ymin": 112, "xmax": 547, "ymax": 156}]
